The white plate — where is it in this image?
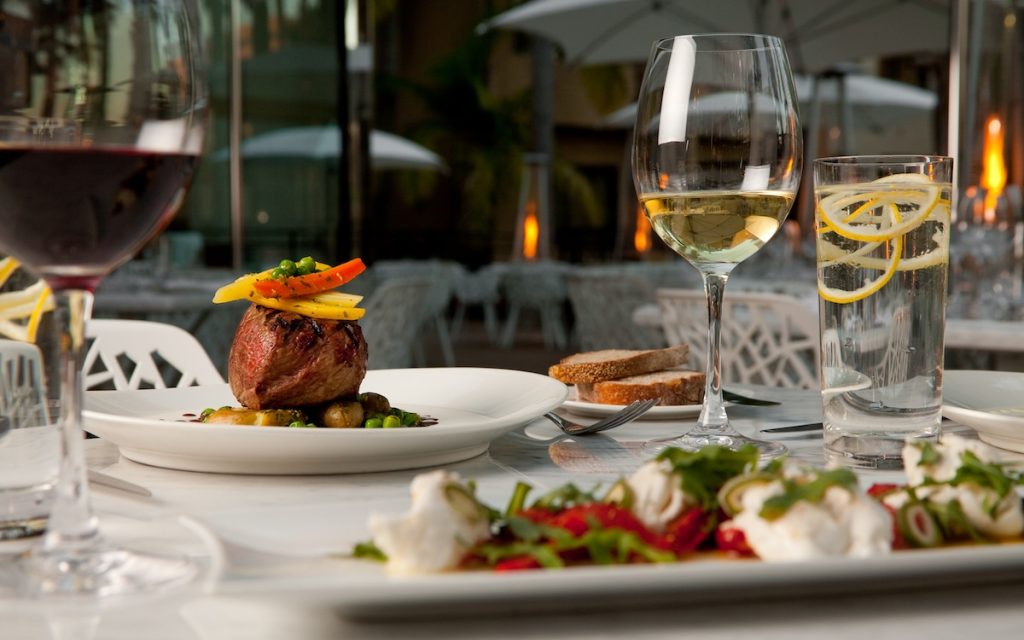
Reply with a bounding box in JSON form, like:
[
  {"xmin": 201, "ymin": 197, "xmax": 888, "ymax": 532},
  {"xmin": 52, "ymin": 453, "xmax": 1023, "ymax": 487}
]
[
  {"xmin": 561, "ymin": 388, "xmax": 701, "ymax": 420},
  {"xmin": 223, "ymin": 543, "xmax": 1024, "ymax": 619},
  {"xmin": 83, "ymin": 368, "xmax": 568, "ymax": 474},
  {"xmin": 942, "ymin": 370, "xmax": 1024, "ymax": 453}
]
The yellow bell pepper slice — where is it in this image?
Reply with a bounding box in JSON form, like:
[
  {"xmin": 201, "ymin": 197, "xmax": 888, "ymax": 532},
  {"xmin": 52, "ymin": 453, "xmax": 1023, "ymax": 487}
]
[{"xmin": 247, "ymin": 290, "xmax": 365, "ymax": 320}]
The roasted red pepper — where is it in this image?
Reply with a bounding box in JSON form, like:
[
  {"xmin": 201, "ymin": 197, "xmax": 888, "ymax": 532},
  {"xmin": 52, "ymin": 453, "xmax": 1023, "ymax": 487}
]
[{"xmin": 252, "ymin": 258, "xmax": 366, "ymax": 299}]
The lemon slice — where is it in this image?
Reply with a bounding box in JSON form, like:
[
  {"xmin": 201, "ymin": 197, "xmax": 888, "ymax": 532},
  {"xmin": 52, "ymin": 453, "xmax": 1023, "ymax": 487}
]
[
  {"xmin": 817, "ymin": 204, "xmax": 903, "ymax": 304},
  {"xmin": 817, "ymin": 174, "xmax": 941, "ymax": 243},
  {"xmin": 0, "ymin": 279, "xmax": 54, "ymax": 342}
]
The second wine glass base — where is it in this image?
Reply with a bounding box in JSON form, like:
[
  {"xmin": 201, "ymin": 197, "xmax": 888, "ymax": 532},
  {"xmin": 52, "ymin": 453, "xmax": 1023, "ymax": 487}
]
[{"xmin": 644, "ymin": 431, "xmax": 787, "ymax": 459}]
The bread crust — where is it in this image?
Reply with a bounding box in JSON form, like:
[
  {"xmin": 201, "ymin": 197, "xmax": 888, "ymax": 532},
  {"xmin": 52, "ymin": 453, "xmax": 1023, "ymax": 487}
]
[
  {"xmin": 548, "ymin": 345, "xmax": 690, "ymax": 384},
  {"xmin": 576, "ymin": 370, "xmax": 705, "ymax": 406}
]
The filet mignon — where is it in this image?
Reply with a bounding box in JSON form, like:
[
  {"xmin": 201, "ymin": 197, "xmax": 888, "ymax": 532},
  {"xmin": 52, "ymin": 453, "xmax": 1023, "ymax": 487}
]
[{"xmin": 228, "ymin": 304, "xmax": 368, "ymax": 409}]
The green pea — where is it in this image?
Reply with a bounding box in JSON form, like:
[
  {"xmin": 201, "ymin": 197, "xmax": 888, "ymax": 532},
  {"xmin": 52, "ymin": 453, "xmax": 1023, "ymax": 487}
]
[
  {"xmin": 296, "ymin": 256, "xmax": 316, "ymax": 275},
  {"xmin": 401, "ymin": 412, "xmax": 420, "ymax": 426},
  {"xmin": 279, "ymin": 259, "xmax": 297, "ymax": 276},
  {"xmin": 271, "ymin": 267, "xmax": 287, "ymax": 280},
  {"xmin": 364, "ymin": 417, "xmax": 383, "ymax": 429},
  {"xmin": 383, "ymin": 415, "xmax": 401, "ymax": 429}
]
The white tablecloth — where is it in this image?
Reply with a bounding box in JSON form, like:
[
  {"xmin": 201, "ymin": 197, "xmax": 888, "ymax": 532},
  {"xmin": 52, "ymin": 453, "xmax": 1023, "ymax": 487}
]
[{"xmin": 4, "ymin": 386, "xmax": 1024, "ymax": 639}]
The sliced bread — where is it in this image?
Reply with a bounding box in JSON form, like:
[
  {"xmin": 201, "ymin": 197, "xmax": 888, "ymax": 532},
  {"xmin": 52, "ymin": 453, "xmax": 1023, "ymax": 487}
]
[
  {"xmin": 576, "ymin": 370, "xmax": 705, "ymax": 406},
  {"xmin": 548, "ymin": 345, "xmax": 690, "ymax": 384}
]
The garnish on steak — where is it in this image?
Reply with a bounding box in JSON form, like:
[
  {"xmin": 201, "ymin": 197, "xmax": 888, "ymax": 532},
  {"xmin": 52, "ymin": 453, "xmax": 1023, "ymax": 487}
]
[{"xmin": 206, "ymin": 256, "xmax": 433, "ymax": 429}]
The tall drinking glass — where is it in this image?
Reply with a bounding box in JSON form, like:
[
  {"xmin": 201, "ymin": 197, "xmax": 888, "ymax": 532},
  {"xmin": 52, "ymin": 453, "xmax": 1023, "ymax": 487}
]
[
  {"xmin": 814, "ymin": 156, "xmax": 952, "ymax": 469},
  {"xmin": 0, "ymin": 1, "xmax": 215, "ymax": 599},
  {"xmin": 632, "ymin": 34, "xmax": 802, "ymax": 457}
]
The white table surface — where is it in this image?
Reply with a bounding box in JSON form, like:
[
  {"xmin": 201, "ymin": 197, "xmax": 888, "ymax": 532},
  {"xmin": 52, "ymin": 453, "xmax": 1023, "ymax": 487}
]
[{"xmin": 4, "ymin": 386, "xmax": 1024, "ymax": 640}]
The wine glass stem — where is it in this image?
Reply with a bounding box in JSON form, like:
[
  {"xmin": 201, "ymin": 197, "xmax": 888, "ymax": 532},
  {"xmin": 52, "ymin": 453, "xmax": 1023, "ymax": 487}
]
[
  {"xmin": 697, "ymin": 271, "xmax": 729, "ymax": 432},
  {"xmin": 42, "ymin": 288, "xmax": 100, "ymax": 553}
]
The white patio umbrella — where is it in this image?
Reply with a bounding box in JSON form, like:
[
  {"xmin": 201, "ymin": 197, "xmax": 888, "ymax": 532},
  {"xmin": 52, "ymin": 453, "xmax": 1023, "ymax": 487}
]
[
  {"xmin": 217, "ymin": 126, "xmax": 446, "ymax": 172},
  {"xmin": 480, "ymin": 0, "xmax": 951, "ymax": 73},
  {"xmin": 604, "ymin": 73, "xmax": 938, "ymax": 130}
]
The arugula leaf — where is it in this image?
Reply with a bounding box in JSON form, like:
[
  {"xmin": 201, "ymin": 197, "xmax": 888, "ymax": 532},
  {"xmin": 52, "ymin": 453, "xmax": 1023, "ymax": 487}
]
[
  {"xmin": 656, "ymin": 445, "xmax": 760, "ymax": 510},
  {"xmin": 758, "ymin": 468, "xmax": 858, "ymax": 521},
  {"xmin": 530, "ymin": 483, "xmax": 602, "ymax": 511},
  {"xmin": 352, "ymin": 541, "xmax": 387, "ymax": 562},
  {"xmin": 916, "ymin": 441, "xmax": 941, "ymax": 466},
  {"xmin": 950, "ymin": 450, "xmax": 1018, "ymax": 499}
]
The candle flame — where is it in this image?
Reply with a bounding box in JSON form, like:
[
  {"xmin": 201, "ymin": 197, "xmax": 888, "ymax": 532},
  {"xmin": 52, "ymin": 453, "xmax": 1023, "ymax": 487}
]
[
  {"xmin": 981, "ymin": 115, "xmax": 1006, "ymax": 223},
  {"xmin": 522, "ymin": 201, "xmax": 539, "ymax": 260},
  {"xmin": 634, "ymin": 207, "xmax": 651, "ymax": 254}
]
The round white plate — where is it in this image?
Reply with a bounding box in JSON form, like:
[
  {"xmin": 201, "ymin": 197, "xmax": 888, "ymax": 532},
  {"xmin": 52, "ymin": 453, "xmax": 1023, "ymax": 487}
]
[
  {"xmin": 942, "ymin": 370, "xmax": 1024, "ymax": 453},
  {"xmin": 83, "ymin": 368, "xmax": 568, "ymax": 474},
  {"xmin": 561, "ymin": 388, "xmax": 701, "ymax": 420}
]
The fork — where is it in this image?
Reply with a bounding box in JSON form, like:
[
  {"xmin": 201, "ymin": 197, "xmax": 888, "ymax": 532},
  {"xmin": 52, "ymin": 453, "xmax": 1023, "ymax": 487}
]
[{"xmin": 543, "ymin": 399, "xmax": 658, "ymax": 436}]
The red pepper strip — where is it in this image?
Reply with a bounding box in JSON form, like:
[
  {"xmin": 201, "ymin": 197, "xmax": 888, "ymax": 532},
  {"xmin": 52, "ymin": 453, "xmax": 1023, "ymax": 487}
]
[
  {"xmin": 252, "ymin": 258, "xmax": 366, "ymax": 299},
  {"xmin": 662, "ymin": 507, "xmax": 713, "ymax": 555},
  {"xmin": 714, "ymin": 523, "xmax": 755, "ymax": 557}
]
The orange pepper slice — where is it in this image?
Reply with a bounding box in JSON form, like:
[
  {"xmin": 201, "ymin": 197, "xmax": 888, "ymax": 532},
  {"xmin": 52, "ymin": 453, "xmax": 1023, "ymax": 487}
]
[{"xmin": 252, "ymin": 258, "xmax": 366, "ymax": 299}]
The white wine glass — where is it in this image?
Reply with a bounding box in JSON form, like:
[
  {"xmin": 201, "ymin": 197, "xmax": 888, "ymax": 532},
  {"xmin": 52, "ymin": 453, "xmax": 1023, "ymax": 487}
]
[
  {"xmin": 632, "ymin": 34, "xmax": 802, "ymax": 458},
  {"xmin": 0, "ymin": 1, "xmax": 218, "ymax": 601}
]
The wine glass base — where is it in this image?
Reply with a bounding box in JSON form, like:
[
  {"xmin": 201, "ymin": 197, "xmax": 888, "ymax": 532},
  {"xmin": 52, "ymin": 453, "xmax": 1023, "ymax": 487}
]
[
  {"xmin": 644, "ymin": 431, "xmax": 787, "ymax": 460},
  {"xmin": 0, "ymin": 514, "xmax": 221, "ymax": 610}
]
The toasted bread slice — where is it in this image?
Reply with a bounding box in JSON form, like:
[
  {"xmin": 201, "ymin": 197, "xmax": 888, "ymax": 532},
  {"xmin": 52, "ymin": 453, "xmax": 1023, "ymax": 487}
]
[
  {"xmin": 548, "ymin": 345, "xmax": 690, "ymax": 384},
  {"xmin": 576, "ymin": 369, "xmax": 705, "ymax": 406}
]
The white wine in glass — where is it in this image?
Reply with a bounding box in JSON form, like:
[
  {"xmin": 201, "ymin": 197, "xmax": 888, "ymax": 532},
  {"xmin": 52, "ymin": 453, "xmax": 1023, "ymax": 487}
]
[{"xmin": 632, "ymin": 34, "xmax": 803, "ymax": 458}]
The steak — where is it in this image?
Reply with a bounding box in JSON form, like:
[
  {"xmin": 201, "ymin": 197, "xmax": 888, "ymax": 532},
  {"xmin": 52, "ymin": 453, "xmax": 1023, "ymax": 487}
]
[{"xmin": 228, "ymin": 304, "xmax": 368, "ymax": 409}]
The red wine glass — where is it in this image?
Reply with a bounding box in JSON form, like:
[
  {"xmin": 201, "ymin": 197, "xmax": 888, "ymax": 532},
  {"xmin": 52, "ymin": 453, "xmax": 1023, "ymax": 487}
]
[{"xmin": 0, "ymin": 1, "xmax": 217, "ymax": 600}]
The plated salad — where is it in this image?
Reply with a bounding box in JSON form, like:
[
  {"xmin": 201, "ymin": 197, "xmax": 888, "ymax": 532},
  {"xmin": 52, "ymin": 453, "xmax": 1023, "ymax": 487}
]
[{"xmin": 356, "ymin": 434, "xmax": 1024, "ymax": 575}]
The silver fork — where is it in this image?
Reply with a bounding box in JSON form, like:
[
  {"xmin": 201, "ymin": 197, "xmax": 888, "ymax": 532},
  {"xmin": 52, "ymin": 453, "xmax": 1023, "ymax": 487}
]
[{"xmin": 542, "ymin": 399, "xmax": 658, "ymax": 436}]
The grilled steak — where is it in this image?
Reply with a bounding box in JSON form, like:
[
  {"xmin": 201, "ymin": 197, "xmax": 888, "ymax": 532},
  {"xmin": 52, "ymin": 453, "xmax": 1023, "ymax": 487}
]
[{"xmin": 228, "ymin": 304, "xmax": 368, "ymax": 409}]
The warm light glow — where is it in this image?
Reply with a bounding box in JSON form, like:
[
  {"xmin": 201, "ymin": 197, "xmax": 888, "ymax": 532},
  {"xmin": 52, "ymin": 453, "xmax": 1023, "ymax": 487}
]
[
  {"xmin": 634, "ymin": 207, "xmax": 652, "ymax": 254},
  {"xmin": 522, "ymin": 201, "xmax": 539, "ymax": 260},
  {"xmin": 981, "ymin": 115, "xmax": 1006, "ymax": 223}
]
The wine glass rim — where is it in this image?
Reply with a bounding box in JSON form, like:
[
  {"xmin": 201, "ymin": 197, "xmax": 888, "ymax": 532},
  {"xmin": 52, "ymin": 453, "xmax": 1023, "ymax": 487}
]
[
  {"xmin": 814, "ymin": 154, "xmax": 953, "ymax": 166},
  {"xmin": 650, "ymin": 33, "xmax": 785, "ymax": 52}
]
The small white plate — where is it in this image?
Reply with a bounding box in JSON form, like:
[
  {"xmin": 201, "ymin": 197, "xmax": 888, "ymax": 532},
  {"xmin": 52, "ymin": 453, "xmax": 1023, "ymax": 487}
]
[
  {"xmin": 561, "ymin": 387, "xmax": 701, "ymax": 420},
  {"xmin": 942, "ymin": 370, "xmax": 1024, "ymax": 453},
  {"xmin": 84, "ymin": 368, "xmax": 568, "ymax": 474}
]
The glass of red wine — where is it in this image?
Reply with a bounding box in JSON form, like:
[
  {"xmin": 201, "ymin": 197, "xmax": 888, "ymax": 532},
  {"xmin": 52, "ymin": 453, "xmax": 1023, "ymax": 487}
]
[{"xmin": 0, "ymin": 2, "xmax": 216, "ymax": 600}]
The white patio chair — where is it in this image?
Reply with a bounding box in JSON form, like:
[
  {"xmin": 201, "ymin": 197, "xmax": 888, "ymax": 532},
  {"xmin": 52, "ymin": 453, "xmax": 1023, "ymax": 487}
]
[
  {"xmin": 499, "ymin": 261, "xmax": 569, "ymax": 349},
  {"xmin": 84, "ymin": 319, "xmax": 224, "ymax": 390},
  {"xmin": 565, "ymin": 271, "xmax": 665, "ymax": 351},
  {"xmin": 450, "ymin": 263, "xmax": 502, "ymax": 344},
  {"xmin": 0, "ymin": 339, "xmax": 50, "ymax": 428},
  {"xmin": 656, "ymin": 288, "xmax": 819, "ymax": 388},
  {"xmin": 373, "ymin": 259, "xmax": 457, "ymax": 366},
  {"xmin": 359, "ymin": 277, "xmax": 433, "ymax": 369}
]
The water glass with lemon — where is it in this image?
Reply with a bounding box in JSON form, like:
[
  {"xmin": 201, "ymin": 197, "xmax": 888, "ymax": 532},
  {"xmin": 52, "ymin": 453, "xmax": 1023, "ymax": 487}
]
[{"xmin": 814, "ymin": 156, "xmax": 952, "ymax": 470}]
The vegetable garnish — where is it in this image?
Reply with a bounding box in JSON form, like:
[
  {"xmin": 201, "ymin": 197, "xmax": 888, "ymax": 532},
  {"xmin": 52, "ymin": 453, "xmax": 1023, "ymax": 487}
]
[
  {"xmin": 656, "ymin": 445, "xmax": 760, "ymax": 510},
  {"xmin": 211, "ymin": 256, "xmax": 366, "ymax": 320},
  {"xmin": 0, "ymin": 257, "xmax": 54, "ymax": 343},
  {"xmin": 252, "ymin": 258, "xmax": 366, "ymax": 299},
  {"xmin": 758, "ymin": 468, "xmax": 858, "ymax": 521}
]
